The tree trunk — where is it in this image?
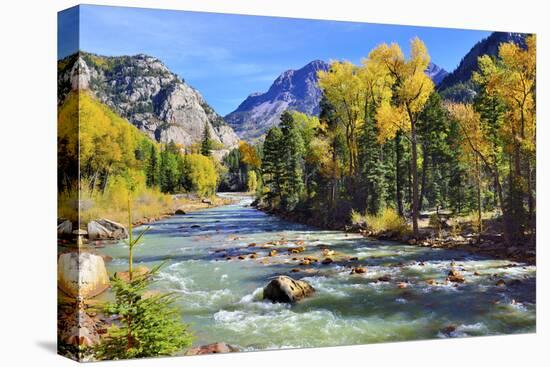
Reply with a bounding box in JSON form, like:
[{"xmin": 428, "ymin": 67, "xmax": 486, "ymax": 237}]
[
  {"xmin": 494, "ymin": 167, "xmax": 512, "ymax": 248},
  {"xmin": 476, "ymin": 156, "xmax": 482, "ymax": 242},
  {"xmin": 410, "ymin": 124, "xmax": 420, "ymax": 237},
  {"xmin": 419, "ymin": 144, "xmax": 428, "ymax": 212},
  {"xmin": 395, "ymin": 133, "xmax": 404, "ymax": 216}
]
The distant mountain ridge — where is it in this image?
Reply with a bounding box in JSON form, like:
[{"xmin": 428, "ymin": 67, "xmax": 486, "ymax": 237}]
[
  {"xmin": 225, "ymin": 60, "xmax": 448, "ymax": 141},
  {"xmin": 225, "ymin": 60, "xmax": 329, "ymax": 141},
  {"xmin": 438, "ymin": 32, "xmax": 527, "ymax": 92},
  {"xmin": 57, "ymin": 52, "xmax": 239, "ymax": 151},
  {"xmin": 425, "ymin": 62, "xmax": 449, "ymax": 86}
]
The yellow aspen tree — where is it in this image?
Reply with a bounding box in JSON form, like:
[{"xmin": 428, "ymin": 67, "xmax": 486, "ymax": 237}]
[
  {"xmin": 474, "ymin": 35, "xmax": 536, "ymax": 242},
  {"xmin": 369, "ymin": 38, "xmax": 435, "ymax": 237},
  {"xmin": 494, "ymin": 35, "xmax": 535, "ymax": 222},
  {"xmin": 446, "ymin": 103, "xmax": 488, "ymax": 240},
  {"xmin": 317, "ymin": 61, "xmax": 364, "ymax": 177}
]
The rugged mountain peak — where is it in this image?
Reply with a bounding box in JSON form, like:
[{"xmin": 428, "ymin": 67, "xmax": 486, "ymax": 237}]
[
  {"xmin": 425, "ymin": 62, "xmax": 448, "ymax": 86},
  {"xmin": 58, "ymin": 52, "xmax": 239, "ymax": 151},
  {"xmin": 225, "ymin": 60, "xmax": 330, "ymax": 141},
  {"xmin": 225, "ymin": 59, "xmax": 447, "ymax": 141}
]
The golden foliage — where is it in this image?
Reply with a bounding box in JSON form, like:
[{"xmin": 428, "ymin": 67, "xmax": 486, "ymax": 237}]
[
  {"xmin": 185, "ymin": 154, "xmax": 218, "ymax": 197},
  {"xmin": 317, "ymin": 61, "xmax": 364, "ymax": 175},
  {"xmin": 446, "ymin": 102, "xmax": 489, "ymax": 160},
  {"xmin": 375, "ymin": 102, "xmax": 407, "ymax": 143},
  {"xmin": 246, "ymin": 170, "xmax": 258, "ymax": 193},
  {"xmin": 366, "ymin": 208, "xmax": 410, "ymax": 235},
  {"xmin": 369, "ymin": 37, "xmax": 435, "ymax": 141},
  {"xmin": 239, "ymin": 141, "xmax": 261, "ymax": 169}
]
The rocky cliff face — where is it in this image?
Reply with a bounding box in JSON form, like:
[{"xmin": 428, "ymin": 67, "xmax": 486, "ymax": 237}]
[
  {"xmin": 225, "ymin": 59, "xmax": 448, "ymax": 141},
  {"xmin": 58, "ymin": 52, "xmax": 239, "ymax": 150},
  {"xmin": 224, "ymin": 60, "xmax": 330, "ymax": 141}
]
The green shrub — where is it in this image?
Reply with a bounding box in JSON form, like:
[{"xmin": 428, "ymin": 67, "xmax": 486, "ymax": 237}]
[
  {"xmin": 94, "ymin": 267, "xmax": 193, "ymax": 360},
  {"xmin": 366, "ymin": 208, "xmax": 410, "ymax": 236},
  {"xmin": 94, "ymin": 202, "xmax": 192, "ymax": 360},
  {"xmin": 350, "ymin": 209, "xmax": 366, "ymax": 227}
]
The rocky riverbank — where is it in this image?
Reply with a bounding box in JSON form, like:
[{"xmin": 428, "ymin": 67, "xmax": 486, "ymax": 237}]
[
  {"xmin": 254, "ymin": 202, "xmax": 536, "ymax": 265},
  {"xmin": 58, "ymin": 195, "xmax": 235, "ymax": 247}
]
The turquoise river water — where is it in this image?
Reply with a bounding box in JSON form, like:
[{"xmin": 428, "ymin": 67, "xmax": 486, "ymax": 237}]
[{"xmin": 97, "ymin": 193, "xmax": 536, "ymax": 350}]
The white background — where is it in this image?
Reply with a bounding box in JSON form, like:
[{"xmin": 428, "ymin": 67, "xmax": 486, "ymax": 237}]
[{"xmin": 0, "ymin": 0, "xmax": 547, "ymax": 365}]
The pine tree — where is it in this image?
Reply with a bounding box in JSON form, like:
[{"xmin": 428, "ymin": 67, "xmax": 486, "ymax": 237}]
[
  {"xmin": 279, "ymin": 111, "xmax": 305, "ymax": 211},
  {"xmin": 357, "ymin": 103, "xmax": 384, "ymax": 214},
  {"xmin": 159, "ymin": 143, "xmax": 180, "ymax": 193},
  {"xmin": 94, "ymin": 200, "xmax": 193, "ymax": 360},
  {"xmin": 261, "ymin": 127, "xmax": 284, "ymax": 208},
  {"xmin": 146, "ymin": 144, "xmax": 159, "ymax": 187},
  {"xmin": 200, "ymin": 124, "xmax": 213, "ymax": 157}
]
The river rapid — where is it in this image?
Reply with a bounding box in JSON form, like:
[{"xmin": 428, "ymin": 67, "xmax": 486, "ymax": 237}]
[{"xmin": 97, "ymin": 193, "xmax": 536, "ymax": 350}]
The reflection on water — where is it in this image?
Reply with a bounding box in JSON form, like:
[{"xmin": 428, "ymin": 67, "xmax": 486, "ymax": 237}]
[{"xmin": 98, "ymin": 193, "xmax": 536, "ymax": 349}]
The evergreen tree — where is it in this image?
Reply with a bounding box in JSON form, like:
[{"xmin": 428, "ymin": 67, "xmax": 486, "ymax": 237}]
[
  {"xmin": 357, "ymin": 103, "xmax": 385, "ymax": 214},
  {"xmin": 146, "ymin": 144, "xmax": 159, "ymax": 187},
  {"xmin": 200, "ymin": 125, "xmax": 213, "ymax": 157},
  {"xmin": 159, "ymin": 143, "xmax": 180, "ymax": 193},
  {"xmin": 279, "ymin": 111, "xmax": 305, "ymax": 211},
  {"xmin": 94, "ymin": 201, "xmax": 192, "ymax": 360},
  {"xmin": 261, "ymin": 127, "xmax": 284, "ymax": 208}
]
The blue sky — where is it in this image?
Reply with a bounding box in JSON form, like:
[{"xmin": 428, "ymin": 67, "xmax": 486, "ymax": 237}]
[{"xmin": 59, "ymin": 5, "xmax": 491, "ymax": 116}]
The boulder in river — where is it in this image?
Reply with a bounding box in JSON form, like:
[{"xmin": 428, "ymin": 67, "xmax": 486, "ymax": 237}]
[
  {"xmin": 263, "ymin": 275, "xmax": 315, "ymax": 303},
  {"xmin": 175, "ymin": 208, "xmax": 187, "ymax": 215},
  {"xmin": 350, "ymin": 266, "xmax": 367, "ymax": 274},
  {"xmin": 186, "ymin": 342, "xmax": 239, "ymax": 356},
  {"xmin": 321, "ymin": 257, "xmax": 333, "ymax": 265},
  {"xmin": 58, "ymin": 252, "xmax": 110, "ymax": 298},
  {"xmin": 377, "ymin": 275, "xmax": 391, "ymax": 282},
  {"xmin": 87, "ymin": 218, "xmax": 128, "ymax": 240},
  {"xmin": 447, "ymin": 269, "xmax": 465, "ymax": 283},
  {"xmin": 322, "ymin": 249, "xmax": 335, "ymax": 257}
]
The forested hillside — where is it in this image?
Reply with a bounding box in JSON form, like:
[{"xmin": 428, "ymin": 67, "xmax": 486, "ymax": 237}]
[
  {"xmin": 251, "ymin": 35, "xmax": 536, "ymax": 249},
  {"xmin": 438, "ymin": 32, "xmax": 528, "ymax": 102},
  {"xmin": 58, "ymin": 91, "xmax": 221, "ymax": 224}
]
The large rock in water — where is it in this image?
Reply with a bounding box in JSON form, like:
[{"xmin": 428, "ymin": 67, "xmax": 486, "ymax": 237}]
[
  {"xmin": 263, "ymin": 275, "xmax": 315, "ymax": 303},
  {"xmin": 58, "ymin": 252, "xmax": 110, "ymax": 298},
  {"xmin": 87, "ymin": 218, "xmax": 128, "ymax": 240}
]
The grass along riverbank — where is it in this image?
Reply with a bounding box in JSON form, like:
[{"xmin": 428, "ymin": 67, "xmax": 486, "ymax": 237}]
[{"xmin": 255, "ymin": 203, "xmax": 535, "ymax": 265}]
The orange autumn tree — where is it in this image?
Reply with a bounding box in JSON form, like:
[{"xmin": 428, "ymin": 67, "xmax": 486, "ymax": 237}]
[{"xmin": 369, "ymin": 38, "xmax": 435, "ymax": 237}]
